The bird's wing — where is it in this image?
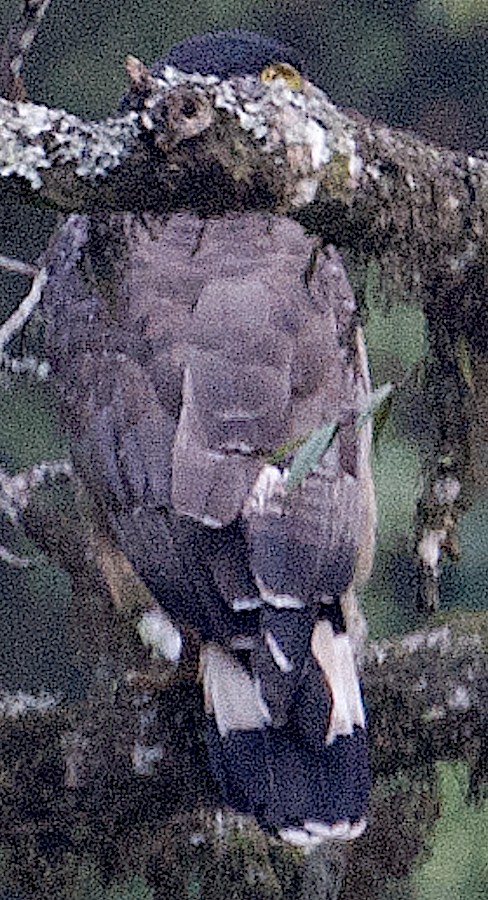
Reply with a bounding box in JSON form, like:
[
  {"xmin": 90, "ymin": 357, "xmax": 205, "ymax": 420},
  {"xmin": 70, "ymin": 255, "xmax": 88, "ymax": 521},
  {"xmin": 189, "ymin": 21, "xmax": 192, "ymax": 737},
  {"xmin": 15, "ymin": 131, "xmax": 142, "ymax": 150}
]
[
  {"xmin": 43, "ymin": 208, "xmax": 374, "ymax": 839},
  {"xmin": 43, "ymin": 211, "xmax": 373, "ymax": 622}
]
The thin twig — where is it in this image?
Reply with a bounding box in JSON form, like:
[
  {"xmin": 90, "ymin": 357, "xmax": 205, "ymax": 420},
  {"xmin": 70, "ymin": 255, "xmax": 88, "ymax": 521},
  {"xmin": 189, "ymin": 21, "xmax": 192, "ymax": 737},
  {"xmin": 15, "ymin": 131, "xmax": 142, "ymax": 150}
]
[
  {"xmin": 0, "ymin": 688, "xmax": 60, "ymax": 718},
  {"xmin": 0, "ymin": 459, "xmax": 72, "ymax": 522},
  {"xmin": 0, "ymin": 544, "xmax": 33, "ymax": 567},
  {"xmin": 0, "ymin": 253, "xmax": 39, "ymax": 278},
  {"xmin": 0, "ymin": 0, "xmax": 54, "ymax": 100},
  {"xmin": 0, "ymin": 265, "xmax": 46, "ymax": 355}
]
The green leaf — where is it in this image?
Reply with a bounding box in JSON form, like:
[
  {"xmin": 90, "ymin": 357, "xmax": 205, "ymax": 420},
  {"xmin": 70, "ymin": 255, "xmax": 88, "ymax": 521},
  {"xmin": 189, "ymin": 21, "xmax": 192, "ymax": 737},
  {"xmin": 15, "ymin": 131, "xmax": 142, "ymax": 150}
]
[
  {"xmin": 267, "ymin": 434, "xmax": 309, "ymax": 466},
  {"xmin": 356, "ymin": 382, "xmax": 394, "ymax": 432},
  {"xmin": 283, "ymin": 384, "xmax": 393, "ymax": 494},
  {"xmin": 455, "ymin": 336, "xmax": 474, "ymax": 389},
  {"xmin": 286, "ymin": 422, "xmax": 338, "ymax": 493},
  {"xmin": 372, "ymin": 394, "xmax": 394, "ymax": 445}
]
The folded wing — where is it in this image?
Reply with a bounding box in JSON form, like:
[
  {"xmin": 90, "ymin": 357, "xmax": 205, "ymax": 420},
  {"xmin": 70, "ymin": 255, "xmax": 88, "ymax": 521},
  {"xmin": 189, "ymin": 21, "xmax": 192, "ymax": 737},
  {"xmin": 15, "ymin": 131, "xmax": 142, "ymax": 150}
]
[{"xmin": 43, "ymin": 210, "xmax": 375, "ymax": 842}]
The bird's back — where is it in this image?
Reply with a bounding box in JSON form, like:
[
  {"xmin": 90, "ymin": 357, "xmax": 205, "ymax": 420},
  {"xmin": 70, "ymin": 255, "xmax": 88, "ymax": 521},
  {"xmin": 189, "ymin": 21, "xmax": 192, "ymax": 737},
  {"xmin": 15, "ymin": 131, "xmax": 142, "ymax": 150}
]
[{"xmin": 42, "ymin": 209, "xmax": 374, "ymax": 842}]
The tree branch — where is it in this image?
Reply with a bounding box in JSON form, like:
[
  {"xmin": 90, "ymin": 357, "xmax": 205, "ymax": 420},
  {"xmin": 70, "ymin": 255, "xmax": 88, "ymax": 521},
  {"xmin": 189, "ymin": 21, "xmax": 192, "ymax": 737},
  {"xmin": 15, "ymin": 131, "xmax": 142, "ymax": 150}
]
[
  {"xmin": 1, "ymin": 62, "xmax": 488, "ymax": 297},
  {"xmin": 2, "ymin": 455, "xmax": 485, "ymax": 776},
  {"xmin": 0, "ymin": 590, "xmax": 486, "ymax": 774},
  {"xmin": 0, "ymin": 0, "xmax": 54, "ymax": 101},
  {"xmin": 0, "ymin": 459, "xmax": 72, "ymax": 521},
  {"xmin": 2, "ymin": 458, "xmax": 485, "ymax": 889},
  {"xmin": 0, "ymin": 265, "xmax": 47, "ymax": 355},
  {"xmin": 0, "ymin": 27, "xmax": 485, "ymax": 894},
  {"xmin": 364, "ymin": 617, "xmax": 488, "ymax": 777},
  {"xmin": 0, "ymin": 252, "xmax": 38, "ymax": 276}
]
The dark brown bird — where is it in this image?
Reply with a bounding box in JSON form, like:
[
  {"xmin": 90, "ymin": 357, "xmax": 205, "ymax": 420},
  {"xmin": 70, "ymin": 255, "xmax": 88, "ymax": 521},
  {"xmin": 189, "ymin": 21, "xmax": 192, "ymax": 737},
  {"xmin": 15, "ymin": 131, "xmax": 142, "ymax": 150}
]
[{"xmin": 42, "ymin": 31, "xmax": 375, "ymax": 846}]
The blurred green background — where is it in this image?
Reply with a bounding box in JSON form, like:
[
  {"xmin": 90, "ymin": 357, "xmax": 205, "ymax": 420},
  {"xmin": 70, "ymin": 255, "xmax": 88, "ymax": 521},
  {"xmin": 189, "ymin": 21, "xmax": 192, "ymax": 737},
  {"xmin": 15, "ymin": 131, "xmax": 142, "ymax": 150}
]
[{"xmin": 1, "ymin": 3, "xmax": 488, "ymax": 896}]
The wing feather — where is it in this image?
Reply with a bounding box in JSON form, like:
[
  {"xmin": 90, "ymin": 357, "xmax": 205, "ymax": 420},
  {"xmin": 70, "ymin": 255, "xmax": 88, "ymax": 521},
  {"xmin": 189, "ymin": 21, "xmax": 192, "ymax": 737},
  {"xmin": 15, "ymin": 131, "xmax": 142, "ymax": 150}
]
[
  {"xmin": 43, "ymin": 207, "xmax": 374, "ymax": 833},
  {"xmin": 43, "ymin": 211, "xmax": 373, "ymax": 639}
]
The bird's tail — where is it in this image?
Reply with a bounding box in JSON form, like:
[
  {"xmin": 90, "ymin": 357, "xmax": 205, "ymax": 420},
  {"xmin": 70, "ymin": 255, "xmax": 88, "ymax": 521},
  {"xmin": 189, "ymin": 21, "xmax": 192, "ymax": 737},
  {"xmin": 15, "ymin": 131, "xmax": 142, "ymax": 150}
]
[{"xmin": 201, "ymin": 621, "xmax": 370, "ymax": 846}]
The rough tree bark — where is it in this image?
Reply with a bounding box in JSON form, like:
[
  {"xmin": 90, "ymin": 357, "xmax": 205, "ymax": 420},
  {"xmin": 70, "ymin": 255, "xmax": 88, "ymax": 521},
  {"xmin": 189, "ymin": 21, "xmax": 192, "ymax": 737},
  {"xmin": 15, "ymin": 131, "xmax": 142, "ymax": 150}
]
[{"xmin": 1, "ymin": 58, "xmax": 488, "ymax": 300}]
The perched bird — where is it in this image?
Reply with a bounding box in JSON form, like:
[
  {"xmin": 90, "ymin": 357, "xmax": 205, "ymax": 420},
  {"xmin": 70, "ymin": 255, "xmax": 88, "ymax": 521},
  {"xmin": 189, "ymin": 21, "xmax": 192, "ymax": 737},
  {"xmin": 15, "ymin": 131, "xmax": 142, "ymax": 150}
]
[{"xmin": 42, "ymin": 31, "xmax": 375, "ymax": 845}]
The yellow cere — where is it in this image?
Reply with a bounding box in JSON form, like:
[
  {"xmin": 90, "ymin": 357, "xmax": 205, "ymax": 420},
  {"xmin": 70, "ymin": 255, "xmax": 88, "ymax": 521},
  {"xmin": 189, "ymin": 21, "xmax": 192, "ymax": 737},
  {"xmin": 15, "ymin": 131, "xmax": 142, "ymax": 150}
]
[{"xmin": 260, "ymin": 62, "xmax": 302, "ymax": 90}]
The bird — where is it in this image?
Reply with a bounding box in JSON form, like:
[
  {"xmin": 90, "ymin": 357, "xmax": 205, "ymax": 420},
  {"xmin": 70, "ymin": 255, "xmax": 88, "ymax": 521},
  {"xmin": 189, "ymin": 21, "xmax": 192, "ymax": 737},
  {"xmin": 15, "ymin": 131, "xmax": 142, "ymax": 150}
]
[{"xmin": 41, "ymin": 30, "xmax": 376, "ymax": 846}]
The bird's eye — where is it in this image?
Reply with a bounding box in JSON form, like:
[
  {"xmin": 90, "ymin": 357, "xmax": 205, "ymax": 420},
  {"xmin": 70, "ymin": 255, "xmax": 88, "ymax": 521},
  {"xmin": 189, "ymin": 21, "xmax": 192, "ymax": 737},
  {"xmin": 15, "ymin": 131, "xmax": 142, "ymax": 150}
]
[{"xmin": 260, "ymin": 62, "xmax": 302, "ymax": 90}]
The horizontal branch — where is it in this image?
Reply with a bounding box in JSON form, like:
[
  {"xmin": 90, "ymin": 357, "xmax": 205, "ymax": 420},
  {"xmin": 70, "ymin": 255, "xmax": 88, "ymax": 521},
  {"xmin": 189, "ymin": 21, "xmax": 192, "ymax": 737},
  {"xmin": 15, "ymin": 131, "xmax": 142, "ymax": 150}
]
[
  {"xmin": 0, "ymin": 98, "xmax": 140, "ymax": 205},
  {"xmin": 4, "ymin": 464, "xmax": 486, "ymax": 775},
  {"xmin": 1, "ymin": 610, "xmax": 486, "ymax": 775},
  {"xmin": 2, "ymin": 447, "xmax": 481, "ymax": 885},
  {"xmin": 364, "ymin": 617, "xmax": 488, "ymax": 773},
  {"xmin": 0, "ymin": 687, "xmax": 59, "ymax": 718},
  {"xmin": 0, "ymin": 458, "xmax": 72, "ymax": 521},
  {"xmin": 0, "ymin": 252, "xmax": 38, "ymax": 276},
  {"xmin": 0, "ymin": 614, "xmax": 484, "ymax": 900},
  {"xmin": 2, "ymin": 64, "xmax": 488, "ymax": 295}
]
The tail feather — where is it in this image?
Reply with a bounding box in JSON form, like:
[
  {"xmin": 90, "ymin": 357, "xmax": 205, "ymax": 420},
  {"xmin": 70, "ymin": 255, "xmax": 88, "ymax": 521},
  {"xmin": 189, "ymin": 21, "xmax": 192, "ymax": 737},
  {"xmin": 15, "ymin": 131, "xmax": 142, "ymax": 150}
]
[
  {"xmin": 201, "ymin": 637, "xmax": 370, "ymax": 841},
  {"xmin": 311, "ymin": 619, "xmax": 366, "ymax": 744},
  {"xmin": 252, "ymin": 606, "xmax": 315, "ymax": 726},
  {"xmin": 201, "ymin": 643, "xmax": 270, "ymax": 736},
  {"xmin": 292, "ymin": 654, "xmax": 332, "ymax": 754}
]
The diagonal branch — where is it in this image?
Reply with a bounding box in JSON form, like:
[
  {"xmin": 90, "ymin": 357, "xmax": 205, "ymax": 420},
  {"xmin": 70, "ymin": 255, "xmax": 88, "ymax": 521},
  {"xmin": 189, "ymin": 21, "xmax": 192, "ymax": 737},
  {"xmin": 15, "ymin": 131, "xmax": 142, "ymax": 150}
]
[
  {"xmin": 0, "ymin": 0, "xmax": 54, "ymax": 100},
  {"xmin": 0, "ymin": 459, "xmax": 72, "ymax": 522},
  {"xmin": 0, "ymin": 264, "xmax": 47, "ymax": 355},
  {"xmin": 0, "ymin": 252, "xmax": 38, "ymax": 277},
  {"xmin": 0, "ymin": 543, "xmax": 33, "ymax": 566}
]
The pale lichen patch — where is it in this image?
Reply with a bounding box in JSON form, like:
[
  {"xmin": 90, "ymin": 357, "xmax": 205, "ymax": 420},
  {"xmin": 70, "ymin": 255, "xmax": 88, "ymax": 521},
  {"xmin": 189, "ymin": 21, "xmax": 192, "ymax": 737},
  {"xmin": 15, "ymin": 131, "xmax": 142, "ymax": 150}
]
[
  {"xmin": 401, "ymin": 631, "xmax": 426, "ymax": 654},
  {"xmin": 426, "ymin": 625, "xmax": 450, "ymax": 651},
  {"xmin": 0, "ymin": 98, "xmax": 139, "ymax": 189},
  {"xmin": 0, "ymin": 689, "xmax": 59, "ymax": 718},
  {"xmin": 405, "ymin": 171, "xmax": 416, "ymax": 191},
  {"xmin": 366, "ymin": 161, "xmax": 382, "ymax": 181},
  {"xmin": 446, "ymin": 193, "xmax": 461, "ymax": 211},
  {"xmin": 373, "ymin": 644, "xmax": 388, "ymax": 665},
  {"xmin": 418, "ymin": 528, "xmax": 447, "ymax": 578},
  {"xmin": 447, "ymin": 685, "xmax": 471, "ymax": 712},
  {"xmin": 422, "ymin": 705, "xmax": 447, "ymax": 722}
]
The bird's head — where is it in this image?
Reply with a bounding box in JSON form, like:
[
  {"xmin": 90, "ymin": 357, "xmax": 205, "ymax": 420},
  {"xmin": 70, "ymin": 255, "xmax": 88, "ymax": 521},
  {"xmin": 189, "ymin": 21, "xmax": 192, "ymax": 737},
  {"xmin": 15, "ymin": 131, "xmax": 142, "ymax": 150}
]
[
  {"xmin": 120, "ymin": 31, "xmax": 304, "ymax": 213},
  {"xmin": 151, "ymin": 30, "xmax": 304, "ymax": 86},
  {"xmin": 121, "ymin": 30, "xmax": 304, "ymax": 112}
]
